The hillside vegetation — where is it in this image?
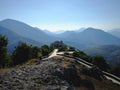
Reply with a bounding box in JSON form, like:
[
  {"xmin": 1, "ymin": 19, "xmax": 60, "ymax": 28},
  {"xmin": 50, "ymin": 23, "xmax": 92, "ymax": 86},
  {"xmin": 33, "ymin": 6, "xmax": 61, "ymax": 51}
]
[
  {"xmin": 0, "ymin": 35, "xmax": 54, "ymax": 67},
  {"xmin": 84, "ymin": 45, "xmax": 120, "ymax": 65},
  {"xmin": 72, "ymin": 50, "xmax": 120, "ymax": 78}
]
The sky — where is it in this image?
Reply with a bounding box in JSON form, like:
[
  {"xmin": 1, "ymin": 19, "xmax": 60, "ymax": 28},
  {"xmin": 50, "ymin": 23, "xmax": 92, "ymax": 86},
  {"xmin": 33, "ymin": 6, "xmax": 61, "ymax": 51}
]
[{"xmin": 0, "ymin": 0, "xmax": 120, "ymax": 32}]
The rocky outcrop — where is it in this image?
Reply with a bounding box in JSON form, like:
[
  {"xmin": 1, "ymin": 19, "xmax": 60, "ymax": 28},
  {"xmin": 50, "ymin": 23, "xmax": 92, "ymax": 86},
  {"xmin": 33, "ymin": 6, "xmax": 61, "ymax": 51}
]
[
  {"xmin": 0, "ymin": 56, "xmax": 119, "ymax": 90},
  {"xmin": 0, "ymin": 58, "xmax": 78, "ymax": 90}
]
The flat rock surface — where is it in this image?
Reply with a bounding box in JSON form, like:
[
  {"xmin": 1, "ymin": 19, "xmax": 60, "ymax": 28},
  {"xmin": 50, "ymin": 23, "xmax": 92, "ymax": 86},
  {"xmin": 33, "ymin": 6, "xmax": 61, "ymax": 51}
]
[{"xmin": 0, "ymin": 56, "xmax": 77, "ymax": 90}]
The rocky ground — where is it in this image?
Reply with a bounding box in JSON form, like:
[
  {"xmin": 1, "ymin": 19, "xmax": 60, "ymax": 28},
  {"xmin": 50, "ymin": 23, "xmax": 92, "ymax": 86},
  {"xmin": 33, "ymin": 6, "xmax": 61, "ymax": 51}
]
[{"xmin": 0, "ymin": 56, "xmax": 120, "ymax": 90}]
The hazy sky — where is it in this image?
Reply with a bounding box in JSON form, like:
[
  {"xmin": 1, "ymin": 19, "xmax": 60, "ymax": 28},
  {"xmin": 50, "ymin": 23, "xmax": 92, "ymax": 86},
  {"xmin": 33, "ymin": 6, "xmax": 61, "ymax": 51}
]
[{"xmin": 0, "ymin": 0, "xmax": 120, "ymax": 31}]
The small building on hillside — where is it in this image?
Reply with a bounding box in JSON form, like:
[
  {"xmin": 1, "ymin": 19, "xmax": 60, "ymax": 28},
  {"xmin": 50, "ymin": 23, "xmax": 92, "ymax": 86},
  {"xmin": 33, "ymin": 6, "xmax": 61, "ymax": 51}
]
[{"xmin": 51, "ymin": 41, "xmax": 65, "ymax": 48}]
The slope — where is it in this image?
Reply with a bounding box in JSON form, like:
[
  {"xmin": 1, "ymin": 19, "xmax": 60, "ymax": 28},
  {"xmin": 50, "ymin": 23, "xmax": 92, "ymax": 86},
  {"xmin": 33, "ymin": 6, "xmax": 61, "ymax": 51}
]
[
  {"xmin": 84, "ymin": 45, "xmax": 120, "ymax": 65},
  {"xmin": 0, "ymin": 19, "xmax": 56, "ymax": 44}
]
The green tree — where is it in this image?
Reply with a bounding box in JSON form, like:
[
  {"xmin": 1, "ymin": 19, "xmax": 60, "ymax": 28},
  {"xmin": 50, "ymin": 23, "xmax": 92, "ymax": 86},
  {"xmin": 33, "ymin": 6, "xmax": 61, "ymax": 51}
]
[
  {"xmin": 91, "ymin": 56, "xmax": 108, "ymax": 71},
  {"xmin": 41, "ymin": 45, "xmax": 51, "ymax": 56},
  {"xmin": 59, "ymin": 45, "xmax": 68, "ymax": 52},
  {"xmin": 73, "ymin": 51, "xmax": 89, "ymax": 60},
  {"xmin": 0, "ymin": 35, "xmax": 8, "ymax": 48},
  {"xmin": 73, "ymin": 51, "xmax": 80, "ymax": 57},
  {"xmin": 12, "ymin": 43, "xmax": 31, "ymax": 65},
  {"xmin": 108, "ymin": 65, "xmax": 120, "ymax": 77},
  {"xmin": 49, "ymin": 46, "xmax": 54, "ymax": 52},
  {"xmin": 31, "ymin": 46, "xmax": 42, "ymax": 59},
  {"xmin": 0, "ymin": 35, "xmax": 12, "ymax": 67}
]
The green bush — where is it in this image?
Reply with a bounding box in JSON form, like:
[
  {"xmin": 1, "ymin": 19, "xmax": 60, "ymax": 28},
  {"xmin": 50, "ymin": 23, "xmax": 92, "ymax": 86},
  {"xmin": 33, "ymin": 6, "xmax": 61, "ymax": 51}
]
[
  {"xmin": 108, "ymin": 65, "xmax": 120, "ymax": 77},
  {"xmin": 73, "ymin": 50, "xmax": 109, "ymax": 71},
  {"xmin": 12, "ymin": 43, "xmax": 32, "ymax": 65},
  {"xmin": 58, "ymin": 45, "xmax": 68, "ymax": 52},
  {"xmin": 73, "ymin": 51, "xmax": 89, "ymax": 60},
  {"xmin": 30, "ymin": 46, "xmax": 41, "ymax": 59},
  {"xmin": 41, "ymin": 45, "xmax": 52, "ymax": 56},
  {"xmin": 91, "ymin": 56, "xmax": 109, "ymax": 71}
]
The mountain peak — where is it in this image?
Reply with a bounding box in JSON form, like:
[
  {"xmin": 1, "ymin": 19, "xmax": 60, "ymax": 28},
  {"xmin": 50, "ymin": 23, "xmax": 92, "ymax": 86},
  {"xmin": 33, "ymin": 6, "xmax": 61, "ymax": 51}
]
[
  {"xmin": 0, "ymin": 18, "xmax": 30, "ymax": 27},
  {"xmin": 1, "ymin": 18, "xmax": 12, "ymax": 21},
  {"xmin": 81, "ymin": 28, "xmax": 106, "ymax": 35},
  {"xmin": 1, "ymin": 18, "xmax": 20, "ymax": 23},
  {"xmin": 85, "ymin": 27, "xmax": 103, "ymax": 31}
]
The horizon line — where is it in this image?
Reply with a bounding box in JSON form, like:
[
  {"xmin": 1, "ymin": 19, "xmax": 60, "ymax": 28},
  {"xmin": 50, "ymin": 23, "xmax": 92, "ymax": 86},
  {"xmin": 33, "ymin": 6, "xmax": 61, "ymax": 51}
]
[{"xmin": 0, "ymin": 18, "xmax": 120, "ymax": 32}]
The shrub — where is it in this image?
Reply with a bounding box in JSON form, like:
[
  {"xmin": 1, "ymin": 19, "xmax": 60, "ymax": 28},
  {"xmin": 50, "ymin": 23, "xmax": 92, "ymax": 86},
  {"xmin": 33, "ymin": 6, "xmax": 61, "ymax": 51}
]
[
  {"xmin": 91, "ymin": 56, "xmax": 109, "ymax": 71},
  {"xmin": 12, "ymin": 43, "xmax": 31, "ymax": 65}
]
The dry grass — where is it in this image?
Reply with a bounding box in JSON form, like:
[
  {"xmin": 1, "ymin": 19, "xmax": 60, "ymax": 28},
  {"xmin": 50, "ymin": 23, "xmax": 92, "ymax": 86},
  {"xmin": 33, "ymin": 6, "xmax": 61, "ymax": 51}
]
[
  {"xmin": 51, "ymin": 56, "xmax": 75, "ymax": 68},
  {"xmin": 19, "ymin": 59, "xmax": 40, "ymax": 67},
  {"xmin": 61, "ymin": 57, "xmax": 74, "ymax": 68}
]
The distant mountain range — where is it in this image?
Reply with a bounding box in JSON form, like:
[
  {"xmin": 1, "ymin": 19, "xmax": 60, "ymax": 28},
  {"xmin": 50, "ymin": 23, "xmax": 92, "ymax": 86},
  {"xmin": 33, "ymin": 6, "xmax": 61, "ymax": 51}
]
[
  {"xmin": 0, "ymin": 18, "xmax": 120, "ymax": 51},
  {"xmin": 56, "ymin": 28, "xmax": 120, "ymax": 49}
]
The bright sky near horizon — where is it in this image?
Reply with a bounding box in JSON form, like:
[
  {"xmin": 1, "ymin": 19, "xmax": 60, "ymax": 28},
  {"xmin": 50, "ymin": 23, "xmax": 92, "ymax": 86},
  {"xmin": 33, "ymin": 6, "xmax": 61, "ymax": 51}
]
[{"xmin": 0, "ymin": 0, "xmax": 120, "ymax": 32}]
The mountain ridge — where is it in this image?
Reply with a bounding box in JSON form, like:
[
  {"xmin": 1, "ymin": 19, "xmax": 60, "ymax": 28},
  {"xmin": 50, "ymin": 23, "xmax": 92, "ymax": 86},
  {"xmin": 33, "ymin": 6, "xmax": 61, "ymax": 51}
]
[
  {"xmin": 0, "ymin": 25, "xmax": 43, "ymax": 53},
  {"xmin": 0, "ymin": 19, "xmax": 57, "ymax": 44},
  {"xmin": 57, "ymin": 27, "xmax": 120, "ymax": 49}
]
